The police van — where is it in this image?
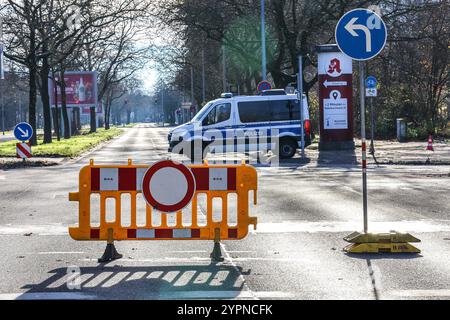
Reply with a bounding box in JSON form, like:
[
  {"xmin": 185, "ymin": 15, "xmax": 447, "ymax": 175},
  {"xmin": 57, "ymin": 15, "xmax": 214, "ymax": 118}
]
[{"xmin": 168, "ymin": 90, "xmax": 311, "ymax": 159}]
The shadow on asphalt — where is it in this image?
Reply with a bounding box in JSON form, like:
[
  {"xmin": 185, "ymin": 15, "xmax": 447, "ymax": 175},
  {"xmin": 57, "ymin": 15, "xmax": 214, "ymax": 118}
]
[
  {"xmin": 317, "ymin": 149, "xmax": 358, "ymax": 169},
  {"xmin": 344, "ymin": 253, "xmax": 423, "ymax": 260},
  {"xmin": 19, "ymin": 264, "xmax": 249, "ymax": 299}
]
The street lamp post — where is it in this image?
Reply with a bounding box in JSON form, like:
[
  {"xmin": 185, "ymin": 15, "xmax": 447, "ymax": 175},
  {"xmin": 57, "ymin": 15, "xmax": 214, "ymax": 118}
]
[{"xmin": 261, "ymin": 0, "xmax": 267, "ymax": 80}]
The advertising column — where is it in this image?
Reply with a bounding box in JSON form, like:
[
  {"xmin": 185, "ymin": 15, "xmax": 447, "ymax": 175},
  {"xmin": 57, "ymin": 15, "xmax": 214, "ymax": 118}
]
[{"xmin": 316, "ymin": 44, "xmax": 354, "ymax": 150}]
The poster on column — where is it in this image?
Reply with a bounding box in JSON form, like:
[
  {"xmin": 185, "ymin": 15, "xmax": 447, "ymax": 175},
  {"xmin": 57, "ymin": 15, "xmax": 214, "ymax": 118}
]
[
  {"xmin": 316, "ymin": 44, "xmax": 354, "ymax": 149},
  {"xmin": 323, "ymin": 90, "xmax": 348, "ymax": 129}
]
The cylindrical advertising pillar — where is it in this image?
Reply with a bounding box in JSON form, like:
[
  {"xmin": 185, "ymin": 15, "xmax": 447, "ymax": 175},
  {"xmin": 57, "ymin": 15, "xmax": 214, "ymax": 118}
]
[{"xmin": 316, "ymin": 44, "xmax": 355, "ymax": 150}]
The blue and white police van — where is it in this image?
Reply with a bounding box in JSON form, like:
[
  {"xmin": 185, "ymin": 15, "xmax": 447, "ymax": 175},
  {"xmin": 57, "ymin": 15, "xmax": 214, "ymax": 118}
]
[{"xmin": 168, "ymin": 90, "xmax": 311, "ymax": 159}]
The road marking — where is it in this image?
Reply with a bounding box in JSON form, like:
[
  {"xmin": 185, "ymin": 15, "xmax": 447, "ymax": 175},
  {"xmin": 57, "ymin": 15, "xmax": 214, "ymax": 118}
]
[
  {"xmin": 0, "ymin": 175, "xmax": 5, "ymax": 180},
  {"xmin": 158, "ymin": 290, "xmax": 293, "ymax": 299},
  {"xmin": 220, "ymin": 243, "xmax": 258, "ymax": 300},
  {"xmin": 389, "ymin": 289, "xmax": 450, "ymax": 298},
  {"xmin": 0, "ymin": 292, "xmax": 97, "ymax": 300},
  {"xmin": 2, "ymin": 219, "xmax": 450, "ymax": 236},
  {"xmin": 252, "ymin": 220, "xmax": 450, "ymax": 234},
  {"xmin": 37, "ymin": 251, "xmax": 85, "ymax": 255},
  {"xmin": 0, "ymin": 224, "xmax": 67, "ymax": 235},
  {"xmin": 0, "ymin": 290, "xmax": 293, "ymax": 300}
]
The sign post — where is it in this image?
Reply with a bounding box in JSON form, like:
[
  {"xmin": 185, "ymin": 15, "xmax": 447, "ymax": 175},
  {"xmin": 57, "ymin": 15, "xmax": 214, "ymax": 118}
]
[
  {"xmin": 336, "ymin": 8, "xmax": 420, "ymax": 253},
  {"xmin": 297, "ymin": 55, "xmax": 305, "ymax": 159},
  {"xmin": 365, "ymin": 76, "xmax": 378, "ymax": 154},
  {"xmin": 14, "ymin": 122, "xmax": 33, "ymax": 161}
]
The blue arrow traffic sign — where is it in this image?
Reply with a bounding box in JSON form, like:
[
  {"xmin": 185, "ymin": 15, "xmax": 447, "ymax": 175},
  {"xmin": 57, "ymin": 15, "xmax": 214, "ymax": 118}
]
[
  {"xmin": 365, "ymin": 76, "xmax": 377, "ymax": 88},
  {"xmin": 14, "ymin": 122, "xmax": 33, "ymax": 141},
  {"xmin": 335, "ymin": 8, "xmax": 387, "ymax": 61}
]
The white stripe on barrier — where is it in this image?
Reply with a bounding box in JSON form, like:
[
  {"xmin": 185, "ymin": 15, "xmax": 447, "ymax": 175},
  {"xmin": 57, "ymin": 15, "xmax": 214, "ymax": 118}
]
[
  {"xmin": 136, "ymin": 168, "xmax": 148, "ymax": 191},
  {"xmin": 136, "ymin": 229, "xmax": 155, "ymax": 238},
  {"xmin": 209, "ymin": 168, "xmax": 228, "ymax": 190},
  {"xmin": 17, "ymin": 149, "xmax": 27, "ymax": 159},
  {"xmin": 173, "ymin": 229, "xmax": 192, "ymax": 238},
  {"xmin": 100, "ymin": 168, "xmax": 118, "ymax": 190}
]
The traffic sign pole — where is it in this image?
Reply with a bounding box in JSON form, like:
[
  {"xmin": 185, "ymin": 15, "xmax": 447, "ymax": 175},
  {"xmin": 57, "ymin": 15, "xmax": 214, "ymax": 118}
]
[
  {"xmin": 337, "ymin": 8, "xmax": 420, "ymax": 253},
  {"xmin": 359, "ymin": 62, "xmax": 368, "ymax": 234},
  {"xmin": 297, "ymin": 55, "xmax": 305, "ymax": 159},
  {"xmin": 369, "ymin": 96, "xmax": 375, "ymax": 155}
]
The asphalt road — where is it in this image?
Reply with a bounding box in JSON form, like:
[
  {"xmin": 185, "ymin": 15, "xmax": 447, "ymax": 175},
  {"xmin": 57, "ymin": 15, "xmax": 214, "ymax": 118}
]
[{"xmin": 1, "ymin": 123, "xmax": 449, "ymax": 300}]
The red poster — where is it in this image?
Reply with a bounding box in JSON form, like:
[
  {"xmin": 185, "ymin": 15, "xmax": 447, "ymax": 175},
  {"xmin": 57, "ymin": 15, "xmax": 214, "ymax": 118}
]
[{"xmin": 49, "ymin": 71, "xmax": 98, "ymax": 107}]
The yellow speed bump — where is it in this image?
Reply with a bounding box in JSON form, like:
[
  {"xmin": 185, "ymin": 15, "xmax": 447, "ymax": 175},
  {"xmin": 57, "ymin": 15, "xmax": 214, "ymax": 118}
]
[{"xmin": 343, "ymin": 231, "xmax": 421, "ymax": 253}]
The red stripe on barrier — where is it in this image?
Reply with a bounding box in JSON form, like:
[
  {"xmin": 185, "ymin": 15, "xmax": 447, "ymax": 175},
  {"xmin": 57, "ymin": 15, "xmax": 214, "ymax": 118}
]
[
  {"xmin": 91, "ymin": 168, "xmax": 100, "ymax": 191},
  {"xmin": 227, "ymin": 168, "xmax": 236, "ymax": 190},
  {"xmin": 90, "ymin": 229, "xmax": 100, "ymax": 239},
  {"xmin": 155, "ymin": 229, "xmax": 173, "ymax": 238},
  {"xmin": 191, "ymin": 168, "xmax": 209, "ymax": 190},
  {"xmin": 361, "ymin": 143, "xmax": 366, "ymax": 152},
  {"xmin": 362, "ymin": 160, "xmax": 367, "ymax": 169},
  {"xmin": 191, "ymin": 229, "xmax": 200, "ymax": 238},
  {"xmin": 119, "ymin": 168, "xmax": 137, "ymax": 191},
  {"xmin": 16, "ymin": 143, "xmax": 32, "ymax": 158},
  {"xmin": 228, "ymin": 228, "xmax": 238, "ymax": 239},
  {"xmin": 127, "ymin": 229, "xmax": 136, "ymax": 238}
]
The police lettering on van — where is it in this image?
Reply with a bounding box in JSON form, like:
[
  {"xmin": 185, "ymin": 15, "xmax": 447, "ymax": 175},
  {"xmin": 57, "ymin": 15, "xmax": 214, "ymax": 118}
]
[{"xmin": 168, "ymin": 90, "xmax": 311, "ymax": 162}]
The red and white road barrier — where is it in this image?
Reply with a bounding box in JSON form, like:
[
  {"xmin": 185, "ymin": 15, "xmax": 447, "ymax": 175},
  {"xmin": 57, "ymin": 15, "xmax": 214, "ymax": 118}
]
[
  {"xmin": 16, "ymin": 142, "xmax": 32, "ymax": 159},
  {"xmin": 91, "ymin": 166, "xmax": 237, "ymax": 192}
]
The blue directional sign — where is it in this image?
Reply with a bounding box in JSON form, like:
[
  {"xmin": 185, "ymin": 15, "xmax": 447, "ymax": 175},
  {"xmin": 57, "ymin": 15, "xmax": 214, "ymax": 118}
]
[
  {"xmin": 335, "ymin": 8, "xmax": 387, "ymax": 61},
  {"xmin": 365, "ymin": 76, "xmax": 377, "ymax": 88},
  {"xmin": 14, "ymin": 122, "xmax": 33, "ymax": 141}
]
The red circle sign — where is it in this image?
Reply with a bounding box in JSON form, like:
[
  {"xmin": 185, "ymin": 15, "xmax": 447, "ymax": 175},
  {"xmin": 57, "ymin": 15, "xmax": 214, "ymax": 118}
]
[
  {"xmin": 142, "ymin": 160, "xmax": 196, "ymax": 212},
  {"xmin": 257, "ymin": 80, "xmax": 272, "ymax": 92}
]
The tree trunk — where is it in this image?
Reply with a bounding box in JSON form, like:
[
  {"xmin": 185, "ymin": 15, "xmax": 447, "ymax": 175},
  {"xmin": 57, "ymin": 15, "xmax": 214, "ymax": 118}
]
[
  {"xmin": 104, "ymin": 94, "xmax": 111, "ymax": 130},
  {"xmin": 28, "ymin": 65, "xmax": 38, "ymax": 146},
  {"xmin": 90, "ymin": 106, "xmax": 97, "ymax": 133},
  {"xmin": 60, "ymin": 68, "xmax": 70, "ymax": 139},
  {"xmin": 40, "ymin": 53, "xmax": 52, "ymax": 143}
]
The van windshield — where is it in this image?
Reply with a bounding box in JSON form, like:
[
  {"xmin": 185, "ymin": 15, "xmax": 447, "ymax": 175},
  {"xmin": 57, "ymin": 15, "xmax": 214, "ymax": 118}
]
[{"xmin": 191, "ymin": 101, "xmax": 213, "ymax": 122}]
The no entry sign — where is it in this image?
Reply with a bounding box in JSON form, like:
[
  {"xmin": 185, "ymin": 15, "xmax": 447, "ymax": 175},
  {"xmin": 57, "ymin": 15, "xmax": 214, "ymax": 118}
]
[{"xmin": 142, "ymin": 160, "xmax": 196, "ymax": 212}]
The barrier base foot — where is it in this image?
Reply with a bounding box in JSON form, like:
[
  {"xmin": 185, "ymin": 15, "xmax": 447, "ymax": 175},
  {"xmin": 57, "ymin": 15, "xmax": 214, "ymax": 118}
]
[
  {"xmin": 210, "ymin": 242, "xmax": 224, "ymax": 262},
  {"xmin": 98, "ymin": 243, "xmax": 123, "ymax": 263},
  {"xmin": 343, "ymin": 231, "xmax": 421, "ymax": 253}
]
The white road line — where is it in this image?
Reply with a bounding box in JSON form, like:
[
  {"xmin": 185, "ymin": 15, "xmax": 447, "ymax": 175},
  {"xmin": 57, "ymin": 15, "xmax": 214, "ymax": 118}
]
[
  {"xmin": 37, "ymin": 251, "xmax": 85, "ymax": 255},
  {"xmin": 0, "ymin": 292, "xmax": 97, "ymax": 300},
  {"xmin": 2, "ymin": 219, "xmax": 450, "ymax": 236},
  {"xmin": 389, "ymin": 289, "xmax": 450, "ymax": 298},
  {"xmin": 0, "ymin": 224, "xmax": 68, "ymax": 236},
  {"xmin": 252, "ymin": 220, "xmax": 450, "ymax": 234},
  {"xmin": 158, "ymin": 290, "xmax": 293, "ymax": 299},
  {"xmin": 221, "ymin": 243, "xmax": 258, "ymax": 300}
]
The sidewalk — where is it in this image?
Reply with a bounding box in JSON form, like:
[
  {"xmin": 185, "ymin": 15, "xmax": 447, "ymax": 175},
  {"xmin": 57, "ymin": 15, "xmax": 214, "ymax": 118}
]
[{"xmin": 304, "ymin": 139, "xmax": 450, "ymax": 165}]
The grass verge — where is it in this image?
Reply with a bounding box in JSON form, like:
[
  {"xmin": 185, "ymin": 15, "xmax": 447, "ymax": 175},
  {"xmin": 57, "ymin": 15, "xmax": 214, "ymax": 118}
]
[{"xmin": 0, "ymin": 127, "xmax": 123, "ymax": 158}]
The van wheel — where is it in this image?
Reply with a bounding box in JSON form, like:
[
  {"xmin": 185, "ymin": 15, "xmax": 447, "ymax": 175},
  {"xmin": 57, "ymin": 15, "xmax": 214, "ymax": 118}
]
[{"xmin": 279, "ymin": 138, "xmax": 297, "ymax": 159}]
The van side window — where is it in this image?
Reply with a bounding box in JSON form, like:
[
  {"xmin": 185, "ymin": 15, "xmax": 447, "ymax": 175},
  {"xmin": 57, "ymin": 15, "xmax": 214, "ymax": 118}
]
[
  {"xmin": 238, "ymin": 101, "xmax": 271, "ymax": 123},
  {"xmin": 270, "ymin": 99, "xmax": 300, "ymax": 121},
  {"xmin": 203, "ymin": 103, "xmax": 231, "ymax": 126}
]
